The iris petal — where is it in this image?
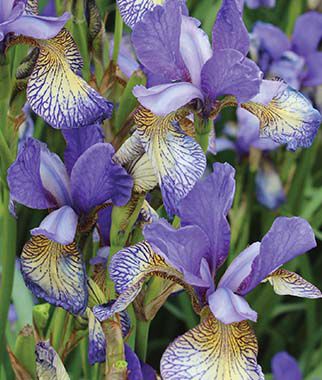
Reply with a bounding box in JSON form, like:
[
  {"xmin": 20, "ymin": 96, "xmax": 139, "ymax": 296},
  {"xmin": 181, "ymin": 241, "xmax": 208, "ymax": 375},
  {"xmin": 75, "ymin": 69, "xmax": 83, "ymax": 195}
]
[
  {"xmin": 36, "ymin": 341, "xmax": 70, "ymax": 380},
  {"xmin": 242, "ymin": 80, "xmax": 321, "ymax": 151},
  {"xmin": 27, "ymin": 29, "xmax": 113, "ymax": 129},
  {"xmin": 117, "ymin": 0, "xmax": 164, "ymax": 28},
  {"xmin": 87, "ymin": 308, "xmax": 106, "ymax": 365},
  {"xmin": 266, "ymin": 268, "xmax": 322, "ymax": 299},
  {"xmin": 134, "ymin": 107, "xmax": 206, "ymax": 215},
  {"xmin": 21, "ymin": 235, "xmax": 88, "ymax": 314},
  {"xmin": 161, "ymin": 314, "xmax": 264, "ymax": 380}
]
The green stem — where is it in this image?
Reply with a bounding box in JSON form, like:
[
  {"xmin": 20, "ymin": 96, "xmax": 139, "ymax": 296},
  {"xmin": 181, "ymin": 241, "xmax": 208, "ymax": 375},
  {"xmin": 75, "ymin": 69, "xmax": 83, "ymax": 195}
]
[
  {"xmin": 135, "ymin": 319, "xmax": 151, "ymax": 362},
  {"xmin": 195, "ymin": 117, "xmax": 212, "ymax": 153},
  {"xmin": 0, "ymin": 189, "xmax": 17, "ymax": 371},
  {"xmin": 112, "ymin": 8, "xmax": 123, "ymax": 63},
  {"xmin": 50, "ymin": 307, "xmax": 67, "ymax": 353}
]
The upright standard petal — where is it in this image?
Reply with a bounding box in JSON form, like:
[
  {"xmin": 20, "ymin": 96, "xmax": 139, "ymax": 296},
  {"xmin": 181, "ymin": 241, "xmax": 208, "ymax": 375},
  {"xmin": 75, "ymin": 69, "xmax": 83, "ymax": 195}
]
[
  {"xmin": 36, "ymin": 341, "xmax": 70, "ymax": 380},
  {"xmin": 7, "ymin": 138, "xmax": 57, "ymax": 210},
  {"xmin": 212, "ymin": 0, "xmax": 249, "ymax": 55},
  {"xmin": 303, "ymin": 52, "xmax": 322, "ymax": 87},
  {"xmin": 271, "ymin": 352, "xmax": 302, "ymax": 380},
  {"xmin": 238, "ymin": 217, "xmax": 316, "ymax": 295},
  {"xmin": 266, "ymin": 268, "xmax": 322, "ymax": 299},
  {"xmin": 117, "ymin": 0, "xmax": 164, "ymax": 28},
  {"xmin": 134, "ymin": 107, "xmax": 206, "ymax": 215},
  {"xmin": 144, "ymin": 219, "xmax": 211, "ymax": 287},
  {"xmin": 0, "ymin": 0, "xmax": 15, "ymax": 22},
  {"xmin": 242, "ymin": 79, "xmax": 321, "ymax": 151},
  {"xmin": 132, "ymin": 0, "xmax": 189, "ymax": 82},
  {"xmin": 133, "ymin": 82, "xmax": 204, "ymax": 116},
  {"xmin": 179, "ymin": 16, "xmax": 212, "ymax": 87},
  {"xmin": 5, "ymin": 13, "xmax": 70, "ymax": 40},
  {"xmin": 31, "ymin": 206, "xmax": 78, "ymax": 245},
  {"xmin": 161, "ymin": 314, "xmax": 264, "ymax": 380},
  {"xmin": 87, "ymin": 309, "xmax": 106, "ymax": 365},
  {"xmin": 27, "ymin": 29, "xmax": 113, "ymax": 129},
  {"xmin": 178, "ymin": 163, "xmax": 235, "ymax": 271},
  {"xmin": 70, "ymin": 143, "xmax": 133, "ymax": 214},
  {"xmin": 201, "ymin": 49, "xmax": 262, "ymax": 106},
  {"xmin": 292, "ymin": 11, "xmax": 322, "ymax": 57},
  {"xmin": 21, "ymin": 235, "xmax": 88, "ymax": 314},
  {"xmin": 253, "ymin": 22, "xmax": 290, "ymax": 60},
  {"xmin": 62, "ymin": 124, "xmax": 105, "ymax": 174}
]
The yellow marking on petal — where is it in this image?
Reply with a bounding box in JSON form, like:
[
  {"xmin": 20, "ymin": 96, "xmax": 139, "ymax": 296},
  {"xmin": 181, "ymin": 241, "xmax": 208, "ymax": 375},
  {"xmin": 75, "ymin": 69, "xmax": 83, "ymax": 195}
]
[
  {"xmin": 36, "ymin": 341, "xmax": 70, "ymax": 380},
  {"xmin": 161, "ymin": 315, "xmax": 264, "ymax": 380},
  {"xmin": 127, "ymin": 153, "xmax": 158, "ymax": 193},
  {"xmin": 134, "ymin": 107, "xmax": 206, "ymax": 213},
  {"xmin": 21, "ymin": 235, "xmax": 87, "ymax": 314},
  {"xmin": 266, "ymin": 268, "xmax": 322, "ymax": 299},
  {"xmin": 242, "ymin": 83, "xmax": 320, "ymax": 151},
  {"xmin": 140, "ymin": 199, "xmax": 159, "ymax": 224},
  {"xmin": 27, "ymin": 29, "xmax": 112, "ymax": 129}
]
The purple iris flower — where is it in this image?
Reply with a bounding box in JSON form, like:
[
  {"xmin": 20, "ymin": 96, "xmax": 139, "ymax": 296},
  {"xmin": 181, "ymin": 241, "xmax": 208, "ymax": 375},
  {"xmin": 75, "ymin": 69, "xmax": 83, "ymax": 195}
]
[
  {"xmin": 212, "ymin": 109, "xmax": 286, "ymax": 210},
  {"xmin": 7, "ymin": 125, "xmax": 133, "ymax": 314},
  {"xmin": 272, "ymin": 352, "xmax": 302, "ymax": 380},
  {"xmin": 131, "ymin": 0, "xmax": 262, "ymax": 116},
  {"xmin": 125, "ymin": 344, "xmax": 157, "ymax": 380},
  {"xmin": 0, "ymin": 0, "xmax": 69, "ymax": 42},
  {"xmin": 251, "ymin": 12, "xmax": 322, "ymax": 90},
  {"xmin": 144, "ymin": 163, "xmax": 321, "ymax": 324},
  {"xmin": 244, "ymin": 0, "xmax": 275, "ymax": 8}
]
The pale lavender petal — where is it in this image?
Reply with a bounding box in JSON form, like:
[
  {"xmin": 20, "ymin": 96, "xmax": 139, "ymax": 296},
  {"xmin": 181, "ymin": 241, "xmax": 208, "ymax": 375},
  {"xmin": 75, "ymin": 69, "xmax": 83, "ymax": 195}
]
[
  {"xmin": 269, "ymin": 52, "xmax": 305, "ymax": 90},
  {"xmin": 71, "ymin": 143, "xmax": 133, "ymax": 214},
  {"xmin": 201, "ymin": 49, "xmax": 262, "ymax": 105},
  {"xmin": 239, "ymin": 217, "xmax": 317, "ymax": 295},
  {"xmin": 39, "ymin": 143, "xmax": 72, "ymax": 207},
  {"xmin": 255, "ymin": 161, "xmax": 286, "ymax": 210},
  {"xmin": 90, "ymin": 246, "xmax": 110, "ymax": 266},
  {"xmin": 133, "ymin": 83, "xmax": 204, "ymax": 116},
  {"xmin": 5, "ymin": 13, "xmax": 70, "ymax": 40},
  {"xmin": 253, "ymin": 22, "xmax": 290, "ymax": 60},
  {"xmin": 31, "ymin": 206, "xmax": 78, "ymax": 245},
  {"xmin": 0, "ymin": 1, "xmax": 24, "ymax": 29},
  {"xmin": 7, "ymin": 138, "xmax": 57, "ymax": 210},
  {"xmin": 132, "ymin": 0, "xmax": 189, "ymax": 82},
  {"xmin": 208, "ymin": 287, "xmax": 257, "ymax": 324},
  {"xmin": 212, "ymin": 0, "xmax": 249, "ymax": 55},
  {"xmin": 292, "ymin": 11, "xmax": 322, "ymax": 57},
  {"xmin": 0, "ymin": 0, "xmax": 15, "ymax": 22},
  {"xmin": 178, "ymin": 162, "xmax": 235, "ymax": 272},
  {"xmin": 62, "ymin": 123, "xmax": 104, "ymax": 174},
  {"xmin": 218, "ymin": 242, "xmax": 261, "ymax": 292},
  {"xmin": 272, "ymin": 352, "xmax": 302, "ymax": 380},
  {"xmin": 303, "ymin": 52, "xmax": 322, "ymax": 87},
  {"xmin": 179, "ymin": 16, "xmax": 212, "ymax": 87},
  {"xmin": 250, "ymin": 79, "xmax": 287, "ymax": 105},
  {"xmin": 144, "ymin": 219, "xmax": 211, "ymax": 288}
]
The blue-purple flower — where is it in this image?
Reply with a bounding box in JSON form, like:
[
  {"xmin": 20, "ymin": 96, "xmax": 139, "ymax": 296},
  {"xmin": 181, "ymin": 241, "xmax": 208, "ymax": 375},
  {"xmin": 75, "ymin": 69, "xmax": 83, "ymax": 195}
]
[
  {"xmin": 132, "ymin": 0, "xmax": 261, "ymax": 116},
  {"xmin": 251, "ymin": 12, "xmax": 322, "ymax": 89},
  {"xmin": 271, "ymin": 352, "xmax": 302, "ymax": 380},
  {"xmin": 7, "ymin": 126, "xmax": 133, "ymax": 315},
  {"xmin": 244, "ymin": 0, "xmax": 275, "ymax": 9},
  {"xmin": 94, "ymin": 162, "xmax": 321, "ymax": 379}
]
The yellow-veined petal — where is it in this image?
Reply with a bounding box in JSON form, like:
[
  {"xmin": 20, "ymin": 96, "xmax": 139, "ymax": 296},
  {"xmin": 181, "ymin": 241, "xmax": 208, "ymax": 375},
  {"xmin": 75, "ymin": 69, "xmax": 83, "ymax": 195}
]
[
  {"xmin": 36, "ymin": 341, "xmax": 70, "ymax": 380},
  {"xmin": 134, "ymin": 107, "xmax": 206, "ymax": 215},
  {"xmin": 117, "ymin": 0, "xmax": 164, "ymax": 28},
  {"xmin": 242, "ymin": 80, "xmax": 321, "ymax": 151},
  {"xmin": 21, "ymin": 235, "xmax": 88, "ymax": 314},
  {"xmin": 161, "ymin": 314, "xmax": 264, "ymax": 380},
  {"xmin": 266, "ymin": 268, "xmax": 322, "ymax": 298},
  {"xmin": 27, "ymin": 29, "xmax": 113, "ymax": 129},
  {"xmin": 87, "ymin": 308, "xmax": 106, "ymax": 365}
]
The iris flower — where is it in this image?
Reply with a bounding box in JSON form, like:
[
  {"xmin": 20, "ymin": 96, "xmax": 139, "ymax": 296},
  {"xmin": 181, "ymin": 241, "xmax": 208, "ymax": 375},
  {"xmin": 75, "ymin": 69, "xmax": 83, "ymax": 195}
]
[
  {"xmin": 271, "ymin": 352, "xmax": 302, "ymax": 380},
  {"xmin": 243, "ymin": 0, "xmax": 276, "ymax": 8},
  {"xmin": 213, "ymin": 109, "xmax": 285, "ymax": 210},
  {"xmin": 251, "ymin": 12, "xmax": 322, "ymax": 89},
  {"xmin": 7, "ymin": 125, "xmax": 133, "ymax": 315},
  {"xmin": 1, "ymin": 0, "xmax": 113, "ymax": 130},
  {"xmin": 93, "ymin": 162, "xmax": 321, "ymax": 379}
]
